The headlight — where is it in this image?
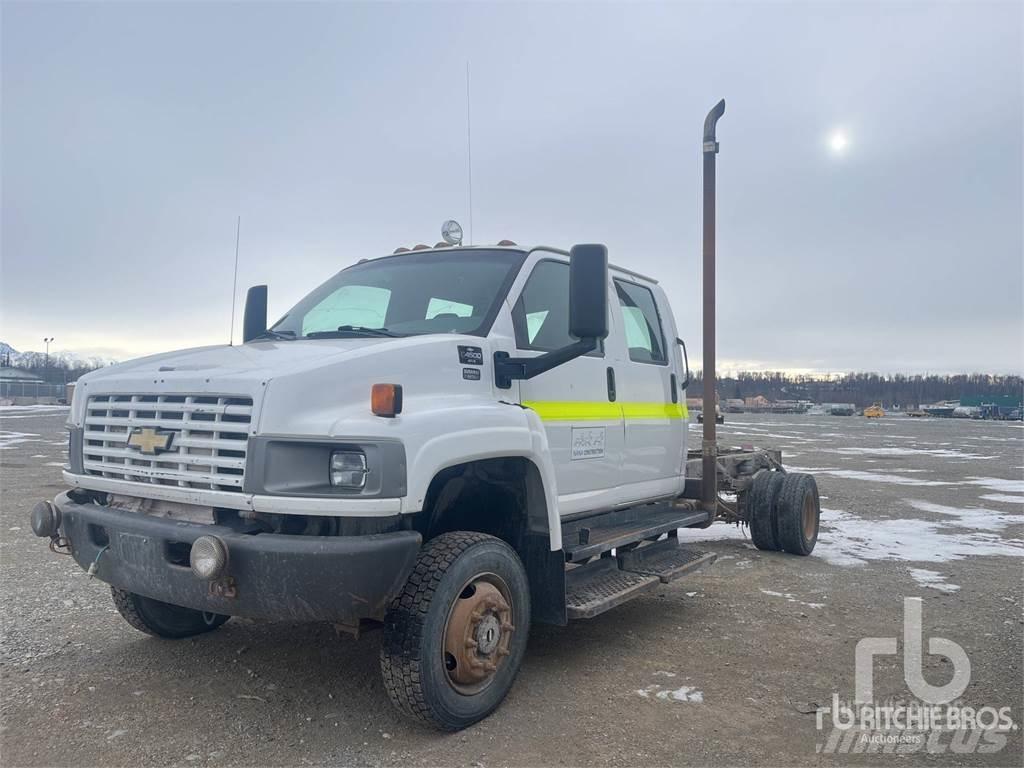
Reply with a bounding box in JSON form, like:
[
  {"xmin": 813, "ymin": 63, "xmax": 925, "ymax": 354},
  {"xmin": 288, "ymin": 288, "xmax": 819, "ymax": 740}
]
[
  {"xmin": 330, "ymin": 451, "xmax": 368, "ymax": 489},
  {"xmin": 30, "ymin": 500, "xmax": 61, "ymax": 538},
  {"xmin": 190, "ymin": 536, "xmax": 228, "ymax": 580}
]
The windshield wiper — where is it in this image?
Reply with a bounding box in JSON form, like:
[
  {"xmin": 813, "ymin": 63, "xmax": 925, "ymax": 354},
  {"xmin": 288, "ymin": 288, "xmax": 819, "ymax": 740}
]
[
  {"xmin": 251, "ymin": 329, "xmax": 296, "ymax": 341},
  {"xmin": 307, "ymin": 325, "xmax": 401, "ymax": 338}
]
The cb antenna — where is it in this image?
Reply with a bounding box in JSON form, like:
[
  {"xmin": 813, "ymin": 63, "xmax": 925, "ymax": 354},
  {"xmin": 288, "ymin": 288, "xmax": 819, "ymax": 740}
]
[
  {"xmin": 466, "ymin": 61, "xmax": 474, "ymax": 245},
  {"xmin": 229, "ymin": 215, "xmax": 241, "ymax": 345}
]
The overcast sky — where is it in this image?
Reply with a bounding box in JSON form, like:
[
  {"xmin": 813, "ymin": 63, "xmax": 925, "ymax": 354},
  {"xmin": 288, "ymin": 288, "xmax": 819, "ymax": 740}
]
[{"xmin": 2, "ymin": 1, "xmax": 1021, "ymax": 374}]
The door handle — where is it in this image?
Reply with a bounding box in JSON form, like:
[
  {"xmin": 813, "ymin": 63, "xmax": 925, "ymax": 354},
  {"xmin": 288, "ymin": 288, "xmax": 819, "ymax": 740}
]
[
  {"xmin": 670, "ymin": 373, "xmax": 678, "ymax": 403},
  {"xmin": 606, "ymin": 367, "xmax": 616, "ymax": 402}
]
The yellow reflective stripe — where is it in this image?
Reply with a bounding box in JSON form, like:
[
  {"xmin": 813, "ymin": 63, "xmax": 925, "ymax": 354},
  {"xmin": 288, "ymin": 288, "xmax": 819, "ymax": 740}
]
[
  {"xmin": 522, "ymin": 401, "xmax": 689, "ymax": 421},
  {"xmin": 521, "ymin": 401, "xmax": 620, "ymax": 421},
  {"xmin": 621, "ymin": 402, "xmax": 688, "ymax": 420}
]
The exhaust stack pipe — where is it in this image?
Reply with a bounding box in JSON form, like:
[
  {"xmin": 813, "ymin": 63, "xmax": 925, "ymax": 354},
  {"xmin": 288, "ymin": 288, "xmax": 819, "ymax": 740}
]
[{"xmin": 701, "ymin": 99, "xmax": 725, "ymax": 514}]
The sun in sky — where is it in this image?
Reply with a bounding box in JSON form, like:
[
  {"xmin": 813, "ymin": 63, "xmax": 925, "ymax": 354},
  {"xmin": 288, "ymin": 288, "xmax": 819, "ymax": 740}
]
[{"xmin": 827, "ymin": 129, "xmax": 850, "ymax": 155}]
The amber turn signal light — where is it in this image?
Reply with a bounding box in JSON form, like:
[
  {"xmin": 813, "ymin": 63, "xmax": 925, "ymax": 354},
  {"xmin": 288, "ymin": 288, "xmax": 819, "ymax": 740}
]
[{"xmin": 371, "ymin": 383, "xmax": 403, "ymax": 417}]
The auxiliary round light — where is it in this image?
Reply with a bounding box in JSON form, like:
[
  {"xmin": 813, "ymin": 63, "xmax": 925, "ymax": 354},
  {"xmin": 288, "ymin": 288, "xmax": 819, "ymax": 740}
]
[
  {"xmin": 30, "ymin": 500, "xmax": 61, "ymax": 538},
  {"xmin": 441, "ymin": 220, "xmax": 463, "ymax": 246},
  {"xmin": 190, "ymin": 535, "xmax": 228, "ymax": 580}
]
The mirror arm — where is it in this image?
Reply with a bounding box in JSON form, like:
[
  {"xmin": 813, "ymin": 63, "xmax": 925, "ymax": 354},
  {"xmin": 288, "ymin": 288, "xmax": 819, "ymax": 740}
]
[{"xmin": 494, "ymin": 338, "xmax": 598, "ymax": 389}]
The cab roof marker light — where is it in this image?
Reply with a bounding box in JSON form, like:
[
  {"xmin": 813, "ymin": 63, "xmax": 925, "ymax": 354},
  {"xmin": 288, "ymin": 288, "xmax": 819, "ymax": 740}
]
[
  {"xmin": 372, "ymin": 383, "xmax": 403, "ymax": 418},
  {"xmin": 497, "ymin": 239, "xmax": 517, "ymax": 246}
]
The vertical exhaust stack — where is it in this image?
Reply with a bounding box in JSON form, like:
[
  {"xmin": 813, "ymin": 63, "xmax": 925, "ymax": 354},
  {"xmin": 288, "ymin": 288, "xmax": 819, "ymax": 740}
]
[{"xmin": 701, "ymin": 99, "xmax": 725, "ymax": 514}]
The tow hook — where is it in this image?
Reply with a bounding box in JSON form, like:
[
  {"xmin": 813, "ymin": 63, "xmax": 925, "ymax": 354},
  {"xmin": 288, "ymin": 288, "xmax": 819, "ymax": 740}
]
[{"xmin": 30, "ymin": 500, "xmax": 71, "ymax": 555}]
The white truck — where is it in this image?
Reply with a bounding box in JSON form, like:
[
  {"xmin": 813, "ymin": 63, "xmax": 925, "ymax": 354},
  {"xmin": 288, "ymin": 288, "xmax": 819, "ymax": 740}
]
[{"xmin": 30, "ymin": 101, "xmax": 821, "ymax": 730}]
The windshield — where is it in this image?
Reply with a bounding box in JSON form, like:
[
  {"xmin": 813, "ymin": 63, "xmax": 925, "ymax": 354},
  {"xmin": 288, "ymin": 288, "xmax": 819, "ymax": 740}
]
[{"xmin": 269, "ymin": 249, "xmax": 526, "ymax": 339}]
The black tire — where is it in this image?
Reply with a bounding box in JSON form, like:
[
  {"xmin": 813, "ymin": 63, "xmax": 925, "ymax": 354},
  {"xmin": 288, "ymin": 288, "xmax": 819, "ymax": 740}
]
[
  {"xmin": 748, "ymin": 470, "xmax": 784, "ymax": 551},
  {"xmin": 775, "ymin": 472, "xmax": 820, "ymax": 556},
  {"xmin": 380, "ymin": 531, "xmax": 531, "ymax": 731},
  {"xmin": 111, "ymin": 587, "xmax": 229, "ymax": 639}
]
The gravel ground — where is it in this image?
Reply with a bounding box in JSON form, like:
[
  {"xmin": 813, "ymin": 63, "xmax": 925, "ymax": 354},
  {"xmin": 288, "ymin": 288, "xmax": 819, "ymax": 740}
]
[{"xmin": 1, "ymin": 408, "xmax": 1022, "ymax": 767}]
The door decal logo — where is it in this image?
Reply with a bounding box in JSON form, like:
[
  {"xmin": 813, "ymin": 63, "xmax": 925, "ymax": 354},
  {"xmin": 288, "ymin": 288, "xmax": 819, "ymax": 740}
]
[
  {"xmin": 458, "ymin": 346, "xmax": 484, "ymax": 365},
  {"xmin": 571, "ymin": 427, "xmax": 606, "ymax": 460}
]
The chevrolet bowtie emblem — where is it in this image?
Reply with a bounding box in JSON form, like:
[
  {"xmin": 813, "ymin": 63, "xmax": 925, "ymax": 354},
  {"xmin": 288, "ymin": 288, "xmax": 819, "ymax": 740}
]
[{"xmin": 126, "ymin": 427, "xmax": 175, "ymax": 455}]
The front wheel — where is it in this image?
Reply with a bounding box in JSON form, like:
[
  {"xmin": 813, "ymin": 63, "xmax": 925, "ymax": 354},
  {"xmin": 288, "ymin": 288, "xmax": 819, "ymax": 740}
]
[
  {"xmin": 111, "ymin": 587, "xmax": 230, "ymax": 639},
  {"xmin": 380, "ymin": 532, "xmax": 531, "ymax": 730}
]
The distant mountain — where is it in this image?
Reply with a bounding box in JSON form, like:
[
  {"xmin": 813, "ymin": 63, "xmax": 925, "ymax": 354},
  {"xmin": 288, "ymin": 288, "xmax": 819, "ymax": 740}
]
[{"xmin": 0, "ymin": 341, "xmax": 117, "ymax": 370}]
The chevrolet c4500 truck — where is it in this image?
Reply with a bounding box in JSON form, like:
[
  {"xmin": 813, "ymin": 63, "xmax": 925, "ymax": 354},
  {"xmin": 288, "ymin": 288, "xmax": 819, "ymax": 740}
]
[{"xmin": 30, "ymin": 101, "xmax": 821, "ymax": 730}]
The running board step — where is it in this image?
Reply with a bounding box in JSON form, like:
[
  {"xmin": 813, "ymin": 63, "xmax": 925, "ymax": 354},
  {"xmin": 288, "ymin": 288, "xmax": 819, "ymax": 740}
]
[
  {"xmin": 565, "ymin": 558, "xmax": 659, "ymax": 619},
  {"xmin": 563, "ymin": 506, "xmax": 710, "ymax": 562},
  {"xmin": 617, "ymin": 539, "xmax": 717, "ymax": 583}
]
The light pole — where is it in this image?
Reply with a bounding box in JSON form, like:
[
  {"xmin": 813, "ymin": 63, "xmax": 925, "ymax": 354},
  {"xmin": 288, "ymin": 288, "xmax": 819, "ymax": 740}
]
[{"xmin": 43, "ymin": 337, "xmax": 54, "ymax": 380}]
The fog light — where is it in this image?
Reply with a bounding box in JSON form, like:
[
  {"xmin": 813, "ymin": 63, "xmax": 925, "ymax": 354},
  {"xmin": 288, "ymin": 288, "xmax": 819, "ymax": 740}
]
[
  {"xmin": 30, "ymin": 500, "xmax": 61, "ymax": 538},
  {"xmin": 331, "ymin": 451, "xmax": 367, "ymax": 488},
  {"xmin": 190, "ymin": 536, "xmax": 228, "ymax": 580}
]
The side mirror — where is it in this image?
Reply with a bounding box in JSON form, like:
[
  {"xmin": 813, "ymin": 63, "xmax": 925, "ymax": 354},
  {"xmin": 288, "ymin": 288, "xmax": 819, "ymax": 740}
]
[
  {"xmin": 677, "ymin": 337, "xmax": 691, "ymax": 390},
  {"xmin": 568, "ymin": 244, "xmax": 609, "ymax": 341},
  {"xmin": 243, "ymin": 285, "xmax": 268, "ymax": 343}
]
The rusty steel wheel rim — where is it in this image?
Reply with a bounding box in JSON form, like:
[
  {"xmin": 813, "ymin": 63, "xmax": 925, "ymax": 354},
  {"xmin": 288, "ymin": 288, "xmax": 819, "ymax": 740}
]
[
  {"xmin": 802, "ymin": 492, "xmax": 817, "ymax": 540},
  {"xmin": 442, "ymin": 573, "xmax": 515, "ymax": 695}
]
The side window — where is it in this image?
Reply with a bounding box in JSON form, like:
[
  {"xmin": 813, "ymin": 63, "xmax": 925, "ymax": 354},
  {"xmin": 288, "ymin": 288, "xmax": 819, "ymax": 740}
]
[
  {"xmin": 511, "ymin": 261, "xmax": 574, "ymax": 351},
  {"xmin": 301, "ymin": 285, "xmax": 390, "ymax": 335},
  {"xmin": 615, "ymin": 280, "xmax": 667, "ymax": 364}
]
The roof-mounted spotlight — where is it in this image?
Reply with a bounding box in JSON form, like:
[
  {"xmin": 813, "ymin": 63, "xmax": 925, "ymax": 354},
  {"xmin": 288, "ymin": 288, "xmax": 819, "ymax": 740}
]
[{"xmin": 441, "ymin": 220, "xmax": 463, "ymax": 246}]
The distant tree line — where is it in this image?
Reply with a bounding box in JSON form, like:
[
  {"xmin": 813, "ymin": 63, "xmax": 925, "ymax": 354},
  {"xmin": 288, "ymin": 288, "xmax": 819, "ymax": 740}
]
[
  {"xmin": 1, "ymin": 351, "xmax": 110, "ymax": 384},
  {"xmin": 692, "ymin": 371, "xmax": 1024, "ymax": 408}
]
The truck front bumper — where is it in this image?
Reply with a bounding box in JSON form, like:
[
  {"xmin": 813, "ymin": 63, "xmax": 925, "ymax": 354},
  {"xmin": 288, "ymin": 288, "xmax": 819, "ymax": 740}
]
[{"xmin": 45, "ymin": 492, "xmax": 422, "ymax": 623}]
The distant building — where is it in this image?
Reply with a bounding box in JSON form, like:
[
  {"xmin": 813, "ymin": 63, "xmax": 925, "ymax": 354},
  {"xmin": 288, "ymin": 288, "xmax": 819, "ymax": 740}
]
[
  {"xmin": 0, "ymin": 367, "xmax": 44, "ymax": 384},
  {"xmin": 960, "ymin": 394, "xmax": 1024, "ymax": 421}
]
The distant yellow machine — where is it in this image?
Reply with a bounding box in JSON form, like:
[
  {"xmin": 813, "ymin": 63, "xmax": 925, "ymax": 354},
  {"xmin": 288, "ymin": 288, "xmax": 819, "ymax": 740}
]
[{"xmin": 863, "ymin": 403, "xmax": 885, "ymax": 418}]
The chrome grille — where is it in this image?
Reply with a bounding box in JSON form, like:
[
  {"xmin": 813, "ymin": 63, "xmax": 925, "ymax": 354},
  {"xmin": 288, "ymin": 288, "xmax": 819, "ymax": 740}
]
[{"xmin": 83, "ymin": 394, "xmax": 252, "ymax": 492}]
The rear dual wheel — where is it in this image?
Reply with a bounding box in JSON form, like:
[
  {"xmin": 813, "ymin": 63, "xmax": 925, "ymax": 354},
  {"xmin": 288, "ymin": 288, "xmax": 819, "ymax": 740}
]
[
  {"xmin": 747, "ymin": 471, "xmax": 820, "ymax": 555},
  {"xmin": 380, "ymin": 532, "xmax": 530, "ymax": 731}
]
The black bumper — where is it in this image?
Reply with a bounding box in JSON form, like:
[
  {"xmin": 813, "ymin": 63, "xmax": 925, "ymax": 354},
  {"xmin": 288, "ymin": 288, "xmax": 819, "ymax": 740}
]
[{"xmin": 52, "ymin": 493, "xmax": 422, "ymax": 623}]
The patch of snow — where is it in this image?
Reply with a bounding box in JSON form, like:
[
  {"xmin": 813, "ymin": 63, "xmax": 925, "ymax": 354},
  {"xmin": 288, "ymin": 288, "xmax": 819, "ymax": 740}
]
[
  {"xmin": 966, "ymin": 477, "xmax": 1024, "ymax": 494},
  {"xmin": 816, "ymin": 469, "xmax": 953, "ymax": 486},
  {"xmin": 0, "ymin": 430, "xmax": 41, "ymax": 449},
  {"xmin": 0, "ymin": 405, "xmax": 70, "ymax": 412},
  {"xmin": 637, "ymin": 683, "xmax": 703, "ymax": 703},
  {"xmin": 908, "ymin": 568, "xmax": 960, "ymax": 593},
  {"xmin": 826, "ymin": 446, "xmax": 994, "ymax": 460},
  {"xmin": 905, "ymin": 500, "xmax": 1022, "ymax": 532},
  {"xmin": 813, "ymin": 508, "xmax": 1024, "ymax": 567},
  {"xmin": 980, "ymin": 494, "xmax": 1024, "ymax": 505}
]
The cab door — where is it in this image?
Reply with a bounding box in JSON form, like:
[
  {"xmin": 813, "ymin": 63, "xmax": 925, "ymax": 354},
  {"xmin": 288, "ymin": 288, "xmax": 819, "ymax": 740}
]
[
  {"xmin": 510, "ymin": 258, "xmax": 624, "ymax": 516},
  {"xmin": 611, "ymin": 277, "xmax": 685, "ymax": 501}
]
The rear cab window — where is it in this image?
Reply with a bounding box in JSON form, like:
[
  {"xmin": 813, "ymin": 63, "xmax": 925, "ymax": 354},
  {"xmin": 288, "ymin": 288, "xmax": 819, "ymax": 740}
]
[{"xmin": 614, "ymin": 279, "xmax": 667, "ymax": 364}]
